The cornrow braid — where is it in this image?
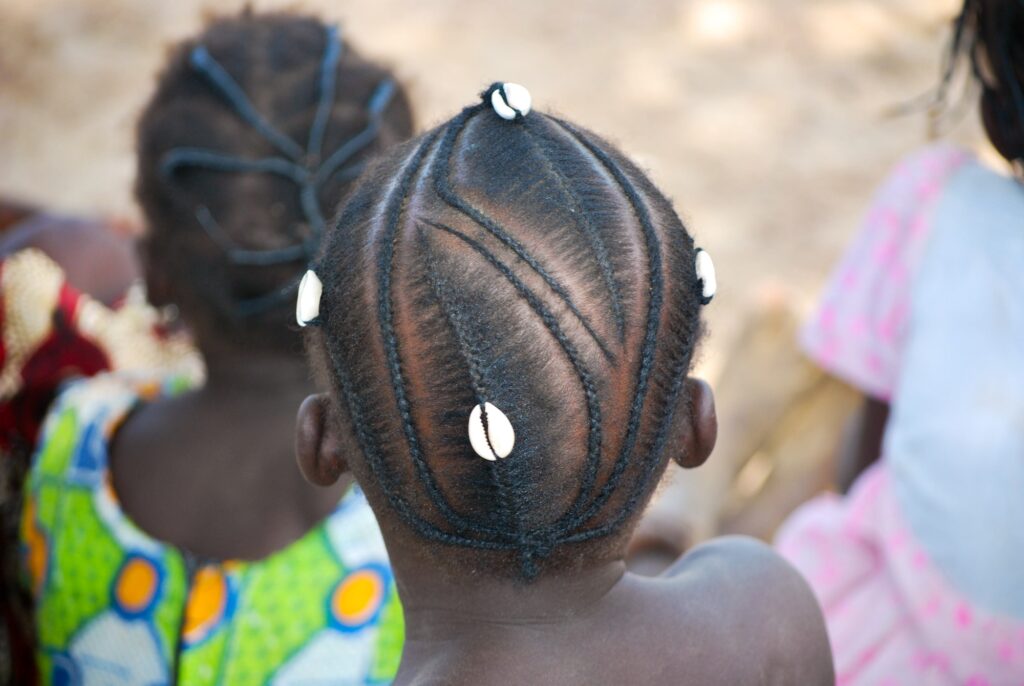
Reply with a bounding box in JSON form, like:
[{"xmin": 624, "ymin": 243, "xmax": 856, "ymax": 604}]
[
  {"xmin": 418, "ymin": 230, "xmax": 528, "ymax": 564},
  {"xmin": 522, "ymin": 117, "xmax": 626, "ymax": 341},
  {"xmin": 545, "ymin": 117, "xmax": 665, "ymax": 533},
  {"xmin": 309, "ymin": 84, "xmax": 706, "ymax": 578}
]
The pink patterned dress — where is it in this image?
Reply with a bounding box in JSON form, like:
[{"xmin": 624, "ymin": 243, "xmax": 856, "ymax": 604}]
[{"xmin": 777, "ymin": 145, "xmax": 1024, "ymax": 685}]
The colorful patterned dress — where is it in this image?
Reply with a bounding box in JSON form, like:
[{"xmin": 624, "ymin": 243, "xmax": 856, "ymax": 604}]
[{"xmin": 21, "ymin": 374, "xmax": 403, "ymax": 685}]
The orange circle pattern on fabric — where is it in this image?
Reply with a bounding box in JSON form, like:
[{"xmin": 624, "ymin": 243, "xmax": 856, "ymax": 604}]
[
  {"xmin": 115, "ymin": 556, "xmax": 160, "ymax": 614},
  {"xmin": 21, "ymin": 499, "xmax": 47, "ymax": 595},
  {"xmin": 182, "ymin": 565, "xmax": 229, "ymax": 645},
  {"xmin": 331, "ymin": 568, "xmax": 385, "ymax": 630}
]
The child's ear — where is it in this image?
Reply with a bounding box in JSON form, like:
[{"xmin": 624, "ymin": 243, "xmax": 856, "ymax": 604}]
[
  {"xmin": 296, "ymin": 393, "xmax": 353, "ymax": 486},
  {"xmin": 670, "ymin": 378, "xmax": 717, "ymax": 469}
]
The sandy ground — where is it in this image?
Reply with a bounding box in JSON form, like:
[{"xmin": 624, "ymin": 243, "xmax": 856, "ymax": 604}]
[{"xmin": 0, "ymin": 0, "xmax": 985, "ymax": 368}]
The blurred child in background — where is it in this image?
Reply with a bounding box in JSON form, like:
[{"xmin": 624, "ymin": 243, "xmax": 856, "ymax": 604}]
[
  {"xmin": 12, "ymin": 11, "xmax": 413, "ymax": 684},
  {"xmin": 777, "ymin": 1, "xmax": 1024, "ymax": 682}
]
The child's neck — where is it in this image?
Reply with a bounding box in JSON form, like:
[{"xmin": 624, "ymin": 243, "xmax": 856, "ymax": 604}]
[
  {"xmin": 393, "ymin": 548, "xmax": 628, "ymax": 679},
  {"xmin": 201, "ymin": 348, "xmax": 314, "ymax": 396}
]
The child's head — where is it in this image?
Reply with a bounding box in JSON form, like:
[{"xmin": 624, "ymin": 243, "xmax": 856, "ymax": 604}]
[
  {"xmin": 297, "ymin": 84, "xmax": 718, "ymax": 580},
  {"xmin": 136, "ymin": 11, "xmax": 414, "ymax": 353},
  {"xmin": 948, "ymin": 0, "xmax": 1024, "ymax": 165}
]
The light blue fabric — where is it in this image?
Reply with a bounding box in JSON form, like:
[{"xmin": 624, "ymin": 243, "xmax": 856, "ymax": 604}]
[{"xmin": 887, "ymin": 160, "xmax": 1024, "ymax": 618}]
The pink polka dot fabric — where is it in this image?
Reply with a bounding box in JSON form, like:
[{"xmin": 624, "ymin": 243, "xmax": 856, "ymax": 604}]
[
  {"xmin": 781, "ymin": 146, "xmax": 1024, "ymax": 684},
  {"xmin": 800, "ymin": 145, "xmax": 972, "ymax": 401},
  {"xmin": 778, "ymin": 465, "xmax": 1024, "ymax": 685}
]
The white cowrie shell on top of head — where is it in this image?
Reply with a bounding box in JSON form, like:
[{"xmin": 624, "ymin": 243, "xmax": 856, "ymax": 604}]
[
  {"xmin": 468, "ymin": 402, "xmax": 516, "ymax": 461},
  {"xmin": 490, "ymin": 83, "xmax": 532, "ymax": 121},
  {"xmin": 695, "ymin": 249, "xmax": 717, "ymax": 303},
  {"xmin": 296, "ymin": 269, "xmax": 323, "ymax": 326}
]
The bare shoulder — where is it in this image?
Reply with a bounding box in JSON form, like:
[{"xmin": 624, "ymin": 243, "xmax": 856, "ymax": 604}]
[
  {"xmin": 664, "ymin": 536, "xmax": 835, "ymax": 685},
  {"xmin": 671, "ymin": 535, "xmax": 808, "ymax": 588}
]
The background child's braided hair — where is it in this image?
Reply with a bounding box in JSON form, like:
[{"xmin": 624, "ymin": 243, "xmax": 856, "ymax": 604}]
[
  {"xmin": 136, "ymin": 11, "xmax": 413, "ymax": 351},
  {"xmin": 941, "ymin": 0, "xmax": 1024, "ymax": 167},
  {"xmin": 305, "ymin": 84, "xmax": 709, "ymax": 579}
]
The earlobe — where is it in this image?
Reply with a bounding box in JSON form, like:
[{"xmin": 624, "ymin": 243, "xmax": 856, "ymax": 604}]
[
  {"xmin": 295, "ymin": 393, "xmax": 351, "ymax": 486},
  {"xmin": 671, "ymin": 378, "xmax": 717, "ymax": 469}
]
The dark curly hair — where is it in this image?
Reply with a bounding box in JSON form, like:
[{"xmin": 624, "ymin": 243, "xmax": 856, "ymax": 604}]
[
  {"xmin": 941, "ymin": 0, "xmax": 1024, "ymax": 166},
  {"xmin": 136, "ymin": 11, "xmax": 414, "ymax": 352}
]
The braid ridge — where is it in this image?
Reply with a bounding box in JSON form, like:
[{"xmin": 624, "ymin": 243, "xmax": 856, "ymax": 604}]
[
  {"xmin": 523, "ymin": 116, "xmax": 626, "ymax": 340},
  {"xmin": 190, "ymin": 44, "xmax": 305, "ymax": 160},
  {"xmin": 306, "ymin": 24, "xmax": 342, "ymax": 159},
  {"xmin": 418, "ymin": 228, "xmax": 555, "ymax": 575},
  {"xmin": 315, "ymin": 80, "xmax": 397, "ymax": 184},
  {"xmin": 419, "ymin": 219, "xmax": 606, "ymax": 550},
  {"xmin": 417, "ymin": 231, "xmax": 491, "ymax": 408},
  {"xmin": 375, "ymin": 127, "xmax": 507, "ymax": 537},
  {"xmin": 550, "ymin": 118, "xmax": 664, "ymax": 532},
  {"xmin": 433, "ymin": 107, "xmax": 615, "ymax": 363}
]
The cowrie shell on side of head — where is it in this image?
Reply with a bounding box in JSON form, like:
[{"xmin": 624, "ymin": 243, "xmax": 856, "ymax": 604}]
[
  {"xmin": 695, "ymin": 249, "xmax": 717, "ymax": 303},
  {"xmin": 490, "ymin": 83, "xmax": 532, "ymax": 121},
  {"xmin": 296, "ymin": 269, "xmax": 323, "ymax": 326},
  {"xmin": 468, "ymin": 402, "xmax": 515, "ymax": 461}
]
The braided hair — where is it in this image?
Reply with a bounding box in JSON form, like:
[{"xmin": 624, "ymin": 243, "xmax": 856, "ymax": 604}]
[
  {"xmin": 306, "ymin": 85, "xmax": 707, "ymax": 579},
  {"xmin": 940, "ymin": 0, "xmax": 1024, "ymax": 167},
  {"xmin": 136, "ymin": 11, "xmax": 413, "ymax": 352}
]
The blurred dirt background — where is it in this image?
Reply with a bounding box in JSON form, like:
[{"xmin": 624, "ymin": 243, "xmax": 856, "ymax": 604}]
[{"xmin": 0, "ymin": 0, "xmax": 987, "ymax": 371}]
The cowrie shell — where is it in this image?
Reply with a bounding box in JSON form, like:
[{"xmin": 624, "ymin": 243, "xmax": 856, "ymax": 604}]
[
  {"xmin": 490, "ymin": 83, "xmax": 532, "ymax": 121},
  {"xmin": 695, "ymin": 249, "xmax": 717, "ymax": 302},
  {"xmin": 468, "ymin": 402, "xmax": 515, "ymax": 461},
  {"xmin": 296, "ymin": 269, "xmax": 323, "ymax": 326}
]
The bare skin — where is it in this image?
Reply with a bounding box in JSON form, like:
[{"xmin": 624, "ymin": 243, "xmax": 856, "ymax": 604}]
[
  {"xmin": 385, "ymin": 537, "xmax": 832, "ymax": 686},
  {"xmin": 111, "ymin": 350, "xmax": 349, "ymax": 560},
  {"xmin": 297, "ymin": 379, "xmax": 835, "ymax": 685}
]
